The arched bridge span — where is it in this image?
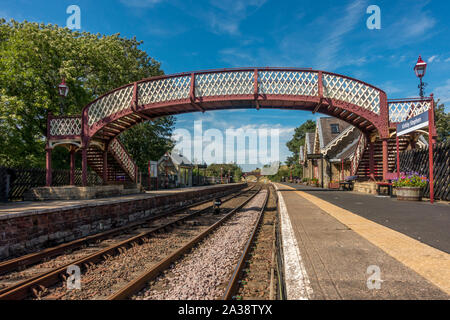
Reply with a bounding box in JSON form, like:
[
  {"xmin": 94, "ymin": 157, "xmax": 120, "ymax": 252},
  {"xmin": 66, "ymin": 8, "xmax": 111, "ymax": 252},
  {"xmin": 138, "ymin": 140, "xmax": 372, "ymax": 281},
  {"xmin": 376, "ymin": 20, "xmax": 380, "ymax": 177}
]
[{"xmin": 46, "ymin": 68, "xmax": 434, "ymax": 185}]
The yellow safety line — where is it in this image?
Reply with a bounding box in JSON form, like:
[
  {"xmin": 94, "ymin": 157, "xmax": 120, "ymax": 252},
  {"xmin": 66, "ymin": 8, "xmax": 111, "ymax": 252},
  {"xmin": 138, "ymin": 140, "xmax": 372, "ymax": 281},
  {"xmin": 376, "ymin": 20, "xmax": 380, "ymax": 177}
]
[{"xmin": 277, "ymin": 184, "xmax": 450, "ymax": 295}]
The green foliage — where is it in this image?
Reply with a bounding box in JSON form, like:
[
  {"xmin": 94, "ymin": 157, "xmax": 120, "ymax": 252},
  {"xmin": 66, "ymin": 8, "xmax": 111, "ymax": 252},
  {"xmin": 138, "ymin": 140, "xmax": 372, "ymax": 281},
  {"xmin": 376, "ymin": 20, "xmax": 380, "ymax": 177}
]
[
  {"xmin": 205, "ymin": 163, "xmax": 243, "ymax": 182},
  {"xmin": 119, "ymin": 117, "xmax": 176, "ymax": 171},
  {"xmin": 268, "ymin": 165, "xmax": 290, "ymax": 182},
  {"xmin": 434, "ymin": 100, "xmax": 449, "ymax": 142},
  {"xmin": 0, "ymin": 19, "xmax": 166, "ymax": 168},
  {"xmin": 283, "ymin": 119, "xmax": 316, "ymax": 178},
  {"xmin": 285, "ymin": 120, "xmax": 316, "ymax": 165}
]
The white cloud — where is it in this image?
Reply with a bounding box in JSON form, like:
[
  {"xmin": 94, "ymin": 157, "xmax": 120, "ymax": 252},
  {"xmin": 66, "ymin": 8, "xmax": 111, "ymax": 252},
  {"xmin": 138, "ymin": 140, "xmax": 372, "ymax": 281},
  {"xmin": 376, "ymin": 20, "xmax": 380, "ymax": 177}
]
[
  {"xmin": 120, "ymin": 0, "xmax": 163, "ymax": 8},
  {"xmin": 433, "ymin": 79, "xmax": 450, "ymax": 104},
  {"xmin": 378, "ymin": 81, "xmax": 402, "ymax": 95},
  {"xmin": 207, "ymin": 0, "xmax": 267, "ymax": 35},
  {"xmin": 428, "ymin": 55, "xmax": 439, "ymax": 63},
  {"xmin": 172, "ymin": 0, "xmax": 267, "ymax": 36},
  {"xmin": 384, "ymin": 2, "xmax": 436, "ymax": 47},
  {"xmin": 314, "ymin": 0, "xmax": 368, "ymax": 70}
]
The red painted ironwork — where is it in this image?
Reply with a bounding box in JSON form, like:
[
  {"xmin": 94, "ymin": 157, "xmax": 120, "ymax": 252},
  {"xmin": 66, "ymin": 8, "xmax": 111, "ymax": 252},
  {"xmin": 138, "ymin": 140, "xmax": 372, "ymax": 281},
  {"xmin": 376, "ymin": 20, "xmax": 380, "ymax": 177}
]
[
  {"xmin": 70, "ymin": 148, "xmax": 75, "ymax": 185},
  {"xmin": 81, "ymin": 147, "xmax": 88, "ymax": 186},
  {"xmin": 369, "ymin": 141, "xmax": 375, "ymax": 178},
  {"xmin": 46, "ymin": 147, "xmax": 52, "ymax": 187},
  {"xmin": 428, "ymin": 95, "xmax": 436, "ymax": 203},
  {"xmin": 382, "ymin": 139, "xmax": 388, "ymax": 180},
  {"xmin": 351, "ymin": 133, "xmax": 366, "ymax": 176},
  {"xmin": 103, "ymin": 150, "xmax": 108, "ymax": 185},
  {"xmin": 45, "ymin": 67, "xmax": 436, "ymax": 188},
  {"xmin": 396, "ymin": 135, "xmax": 400, "ymax": 179}
]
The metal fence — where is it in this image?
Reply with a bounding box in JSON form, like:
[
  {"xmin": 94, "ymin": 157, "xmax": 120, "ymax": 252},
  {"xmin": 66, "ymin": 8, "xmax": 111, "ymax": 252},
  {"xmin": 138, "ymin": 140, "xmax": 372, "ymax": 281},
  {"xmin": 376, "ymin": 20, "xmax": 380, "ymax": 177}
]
[
  {"xmin": 0, "ymin": 167, "xmax": 103, "ymax": 201},
  {"xmin": 398, "ymin": 141, "xmax": 450, "ymax": 201},
  {"xmin": 139, "ymin": 172, "xmax": 211, "ymax": 191}
]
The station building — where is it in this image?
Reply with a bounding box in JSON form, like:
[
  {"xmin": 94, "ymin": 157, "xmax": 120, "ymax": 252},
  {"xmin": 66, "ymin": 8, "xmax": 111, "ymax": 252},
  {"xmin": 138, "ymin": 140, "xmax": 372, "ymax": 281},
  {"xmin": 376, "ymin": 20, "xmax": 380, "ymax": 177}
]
[
  {"xmin": 300, "ymin": 117, "xmax": 361, "ymax": 187},
  {"xmin": 157, "ymin": 150, "xmax": 193, "ymax": 188}
]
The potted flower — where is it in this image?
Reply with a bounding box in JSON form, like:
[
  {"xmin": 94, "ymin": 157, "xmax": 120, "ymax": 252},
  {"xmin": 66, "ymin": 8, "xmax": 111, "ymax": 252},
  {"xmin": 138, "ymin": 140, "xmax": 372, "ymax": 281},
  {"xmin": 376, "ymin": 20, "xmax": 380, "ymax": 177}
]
[
  {"xmin": 392, "ymin": 172, "xmax": 428, "ymax": 201},
  {"xmin": 310, "ymin": 178, "xmax": 319, "ymax": 187},
  {"xmin": 302, "ymin": 178, "xmax": 309, "ymax": 185}
]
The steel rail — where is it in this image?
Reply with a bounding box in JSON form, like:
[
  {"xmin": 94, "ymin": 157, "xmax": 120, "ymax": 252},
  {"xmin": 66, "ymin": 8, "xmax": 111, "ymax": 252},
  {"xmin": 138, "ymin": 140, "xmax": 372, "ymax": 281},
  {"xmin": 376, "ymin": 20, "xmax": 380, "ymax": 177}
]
[
  {"xmin": 0, "ymin": 185, "xmax": 254, "ymax": 300},
  {"xmin": 107, "ymin": 187, "xmax": 262, "ymax": 300},
  {"xmin": 222, "ymin": 187, "xmax": 270, "ymax": 300},
  {"xmin": 0, "ymin": 184, "xmax": 247, "ymax": 276}
]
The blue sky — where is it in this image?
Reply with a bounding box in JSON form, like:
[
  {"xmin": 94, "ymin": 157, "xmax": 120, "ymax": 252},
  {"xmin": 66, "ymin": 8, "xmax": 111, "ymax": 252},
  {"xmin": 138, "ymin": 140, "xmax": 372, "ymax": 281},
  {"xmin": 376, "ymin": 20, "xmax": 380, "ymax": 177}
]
[{"xmin": 1, "ymin": 0, "xmax": 449, "ymax": 170}]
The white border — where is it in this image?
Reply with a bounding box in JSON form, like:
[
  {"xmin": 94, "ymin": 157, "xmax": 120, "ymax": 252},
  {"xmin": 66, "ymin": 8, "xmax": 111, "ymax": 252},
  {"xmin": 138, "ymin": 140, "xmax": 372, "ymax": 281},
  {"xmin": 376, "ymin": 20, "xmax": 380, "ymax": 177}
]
[{"xmin": 274, "ymin": 183, "xmax": 313, "ymax": 300}]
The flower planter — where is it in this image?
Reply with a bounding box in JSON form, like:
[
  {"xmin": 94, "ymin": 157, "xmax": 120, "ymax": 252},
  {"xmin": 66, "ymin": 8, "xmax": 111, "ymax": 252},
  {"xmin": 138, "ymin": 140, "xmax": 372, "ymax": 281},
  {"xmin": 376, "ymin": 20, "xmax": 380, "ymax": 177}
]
[
  {"xmin": 395, "ymin": 187, "xmax": 423, "ymax": 201},
  {"xmin": 328, "ymin": 182, "xmax": 339, "ymax": 189}
]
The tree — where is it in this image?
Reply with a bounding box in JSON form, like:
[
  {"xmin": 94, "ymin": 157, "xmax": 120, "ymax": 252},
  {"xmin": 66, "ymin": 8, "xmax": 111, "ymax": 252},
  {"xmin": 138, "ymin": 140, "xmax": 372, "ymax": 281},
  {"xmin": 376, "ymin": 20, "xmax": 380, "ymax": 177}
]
[
  {"xmin": 119, "ymin": 118, "xmax": 176, "ymax": 171},
  {"xmin": 206, "ymin": 163, "xmax": 243, "ymax": 182},
  {"xmin": 434, "ymin": 100, "xmax": 449, "ymax": 142},
  {"xmin": 285, "ymin": 120, "xmax": 316, "ymax": 165},
  {"xmin": 268, "ymin": 165, "xmax": 290, "ymax": 182},
  {"xmin": 0, "ymin": 19, "xmax": 168, "ymax": 168},
  {"xmin": 283, "ymin": 120, "xmax": 316, "ymax": 177}
]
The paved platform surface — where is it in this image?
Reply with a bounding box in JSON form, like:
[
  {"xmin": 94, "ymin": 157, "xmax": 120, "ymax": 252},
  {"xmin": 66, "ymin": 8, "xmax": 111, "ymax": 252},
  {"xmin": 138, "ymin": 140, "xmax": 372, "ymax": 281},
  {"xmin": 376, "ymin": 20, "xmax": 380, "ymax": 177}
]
[
  {"xmin": 280, "ymin": 183, "xmax": 450, "ymax": 253},
  {"xmin": 0, "ymin": 183, "xmax": 242, "ymax": 217},
  {"xmin": 275, "ymin": 183, "xmax": 450, "ymax": 300}
]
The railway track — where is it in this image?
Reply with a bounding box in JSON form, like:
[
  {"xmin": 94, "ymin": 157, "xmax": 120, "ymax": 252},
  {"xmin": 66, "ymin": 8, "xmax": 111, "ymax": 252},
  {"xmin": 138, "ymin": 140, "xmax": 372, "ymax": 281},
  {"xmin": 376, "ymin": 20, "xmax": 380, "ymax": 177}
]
[
  {"xmin": 0, "ymin": 185, "xmax": 256, "ymax": 300},
  {"xmin": 107, "ymin": 186, "xmax": 270, "ymax": 300},
  {"xmin": 228, "ymin": 184, "xmax": 284, "ymax": 300}
]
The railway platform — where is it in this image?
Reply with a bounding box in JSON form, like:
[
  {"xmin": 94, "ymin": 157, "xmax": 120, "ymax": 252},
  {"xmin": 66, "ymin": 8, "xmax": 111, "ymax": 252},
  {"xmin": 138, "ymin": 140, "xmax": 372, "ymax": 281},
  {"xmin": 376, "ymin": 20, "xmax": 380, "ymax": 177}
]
[
  {"xmin": 0, "ymin": 183, "xmax": 246, "ymax": 260},
  {"xmin": 274, "ymin": 183, "xmax": 450, "ymax": 300}
]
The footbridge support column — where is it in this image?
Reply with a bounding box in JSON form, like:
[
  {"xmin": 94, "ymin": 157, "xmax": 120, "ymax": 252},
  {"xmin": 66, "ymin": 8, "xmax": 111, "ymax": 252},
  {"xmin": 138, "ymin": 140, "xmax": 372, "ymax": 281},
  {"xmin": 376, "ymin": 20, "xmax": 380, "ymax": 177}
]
[
  {"xmin": 81, "ymin": 147, "xmax": 88, "ymax": 187},
  {"xmin": 45, "ymin": 147, "xmax": 52, "ymax": 187},
  {"xmin": 369, "ymin": 141, "xmax": 375, "ymax": 178},
  {"xmin": 382, "ymin": 138, "xmax": 388, "ymax": 181},
  {"xmin": 103, "ymin": 149, "xmax": 108, "ymax": 185},
  {"xmin": 70, "ymin": 148, "xmax": 76, "ymax": 186}
]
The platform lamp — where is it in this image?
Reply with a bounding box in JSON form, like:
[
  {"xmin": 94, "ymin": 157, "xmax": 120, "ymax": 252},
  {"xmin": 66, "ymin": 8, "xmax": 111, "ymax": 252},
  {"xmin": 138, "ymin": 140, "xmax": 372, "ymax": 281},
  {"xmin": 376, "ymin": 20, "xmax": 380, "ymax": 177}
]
[
  {"xmin": 414, "ymin": 56, "xmax": 427, "ymax": 97},
  {"xmin": 58, "ymin": 78, "xmax": 69, "ymax": 114}
]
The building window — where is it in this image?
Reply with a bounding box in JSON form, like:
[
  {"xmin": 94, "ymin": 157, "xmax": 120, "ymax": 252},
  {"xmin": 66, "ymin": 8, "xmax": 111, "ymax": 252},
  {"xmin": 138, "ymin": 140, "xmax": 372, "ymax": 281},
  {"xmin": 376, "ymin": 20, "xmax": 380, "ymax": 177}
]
[{"xmin": 330, "ymin": 124, "xmax": 340, "ymax": 134}]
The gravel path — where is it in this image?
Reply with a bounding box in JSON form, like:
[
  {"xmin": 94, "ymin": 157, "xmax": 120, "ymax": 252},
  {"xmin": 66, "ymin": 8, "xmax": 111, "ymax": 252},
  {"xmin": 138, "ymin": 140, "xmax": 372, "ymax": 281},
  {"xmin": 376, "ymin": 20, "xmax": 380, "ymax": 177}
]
[{"xmin": 134, "ymin": 189, "xmax": 268, "ymax": 300}]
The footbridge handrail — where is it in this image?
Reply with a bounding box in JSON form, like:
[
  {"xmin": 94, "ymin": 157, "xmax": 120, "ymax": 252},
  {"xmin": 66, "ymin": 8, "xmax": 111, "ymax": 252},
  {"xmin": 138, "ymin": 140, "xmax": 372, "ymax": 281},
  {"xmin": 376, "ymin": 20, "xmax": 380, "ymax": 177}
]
[
  {"xmin": 81, "ymin": 68, "xmax": 387, "ymax": 138},
  {"xmin": 388, "ymin": 97, "xmax": 433, "ymax": 124}
]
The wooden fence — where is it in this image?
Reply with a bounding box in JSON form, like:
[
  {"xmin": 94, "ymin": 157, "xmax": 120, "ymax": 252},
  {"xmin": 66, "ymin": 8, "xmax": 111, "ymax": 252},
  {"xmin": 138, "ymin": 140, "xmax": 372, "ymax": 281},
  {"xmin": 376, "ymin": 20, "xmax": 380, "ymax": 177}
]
[
  {"xmin": 0, "ymin": 167, "xmax": 103, "ymax": 201},
  {"xmin": 398, "ymin": 141, "xmax": 450, "ymax": 201}
]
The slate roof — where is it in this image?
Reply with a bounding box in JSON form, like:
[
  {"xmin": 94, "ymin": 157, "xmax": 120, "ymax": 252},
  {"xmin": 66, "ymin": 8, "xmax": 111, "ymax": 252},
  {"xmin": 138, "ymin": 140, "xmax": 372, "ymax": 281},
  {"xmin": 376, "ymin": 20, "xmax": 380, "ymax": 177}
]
[
  {"xmin": 158, "ymin": 150, "xmax": 193, "ymax": 168},
  {"xmin": 305, "ymin": 132, "xmax": 315, "ymax": 154},
  {"xmin": 316, "ymin": 117, "xmax": 352, "ymax": 149}
]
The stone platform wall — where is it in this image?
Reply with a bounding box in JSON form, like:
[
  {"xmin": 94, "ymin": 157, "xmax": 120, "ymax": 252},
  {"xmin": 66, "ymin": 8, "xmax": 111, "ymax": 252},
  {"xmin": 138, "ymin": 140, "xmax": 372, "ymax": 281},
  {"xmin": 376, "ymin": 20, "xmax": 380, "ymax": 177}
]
[
  {"xmin": 0, "ymin": 183, "xmax": 246, "ymax": 260},
  {"xmin": 23, "ymin": 184, "xmax": 142, "ymax": 201},
  {"xmin": 353, "ymin": 181, "xmax": 377, "ymax": 195}
]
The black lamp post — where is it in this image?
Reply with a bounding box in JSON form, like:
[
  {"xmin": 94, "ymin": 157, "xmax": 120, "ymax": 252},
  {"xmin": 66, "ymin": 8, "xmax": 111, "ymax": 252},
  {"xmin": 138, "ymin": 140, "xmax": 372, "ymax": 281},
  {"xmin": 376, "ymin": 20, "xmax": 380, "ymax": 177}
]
[
  {"xmin": 414, "ymin": 56, "xmax": 427, "ymax": 97},
  {"xmin": 58, "ymin": 78, "xmax": 69, "ymax": 114}
]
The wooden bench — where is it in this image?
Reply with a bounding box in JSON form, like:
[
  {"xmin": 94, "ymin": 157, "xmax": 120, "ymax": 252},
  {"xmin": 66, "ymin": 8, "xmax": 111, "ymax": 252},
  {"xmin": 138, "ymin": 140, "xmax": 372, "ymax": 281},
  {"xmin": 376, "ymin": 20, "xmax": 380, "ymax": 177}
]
[
  {"xmin": 339, "ymin": 181, "xmax": 353, "ymax": 191},
  {"xmin": 376, "ymin": 182, "xmax": 393, "ymax": 196},
  {"xmin": 339, "ymin": 175, "xmax": 358, "ymax": 191}
]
